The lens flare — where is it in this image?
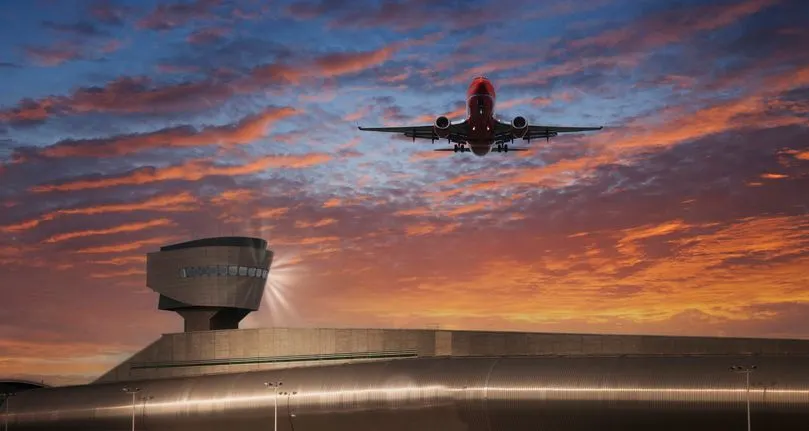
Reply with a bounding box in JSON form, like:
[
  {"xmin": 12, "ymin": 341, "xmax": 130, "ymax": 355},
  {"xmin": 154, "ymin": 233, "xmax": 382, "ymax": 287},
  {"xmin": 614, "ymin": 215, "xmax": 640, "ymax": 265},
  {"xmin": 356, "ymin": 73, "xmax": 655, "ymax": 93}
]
[{"xmin": 244, "ymin": 252, "xmax": 305, "ymax": 328}]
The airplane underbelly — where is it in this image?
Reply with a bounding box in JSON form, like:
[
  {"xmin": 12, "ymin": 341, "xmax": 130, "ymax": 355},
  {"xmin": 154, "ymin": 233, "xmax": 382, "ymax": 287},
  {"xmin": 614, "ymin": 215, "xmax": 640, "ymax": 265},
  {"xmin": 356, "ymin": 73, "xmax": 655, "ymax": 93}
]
[
  {"xmin": 467, "ymin": 115, "xmax": 494, "ymax": 156},
  {"xmin": 466, "ymin": 94, "xmax": 494, "ymax": 156}
]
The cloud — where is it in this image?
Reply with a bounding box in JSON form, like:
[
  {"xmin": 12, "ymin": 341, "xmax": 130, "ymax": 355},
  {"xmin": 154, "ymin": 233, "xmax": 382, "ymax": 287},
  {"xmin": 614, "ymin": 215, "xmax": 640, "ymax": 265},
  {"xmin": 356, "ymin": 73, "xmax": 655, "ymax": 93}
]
[
  {"xmin": 1, "ymin": 39, "xmax": 424, "ymax": 125},
  {"xmin": 28, "ymin": 152, "xmax": 332, "ymax": 192},
  {"xmin": 42, "ymin": 218, "xmax": 175, "ymax": 244},
  {"xmin": 567, "ymin": 0, "xmax": 781, "ymax": 53},
  {"xmin": 75, "ymin": 236, "xmax": 181, "ymax": 254},
  {"xmin": 41, "ymin": 20, "xmax": 108, "ymax": 37},
  {"xmin": 89, "ymin": 1, "xmax": 132, "ymax": 26},
  {"xmin": 24, "ymin": 43, "xmax": 83, "ymax": 66},
  {"xmin": 137, "ymin": 0, "xmax": 222, "ymax": 30},
  {"xmin": 29, "ymin": 106, "xmax": 299, "ymax": 159},
  {"xmin": 187, "ymin": 26, "xmax": 229, "ymax": 45},
  {"xmin": 287, "ymin": 0, "xmax": 595, "ymax": 32},
  {"xmin": 0, "ymin": 191, "xmax": 198, "ymax": 233}
]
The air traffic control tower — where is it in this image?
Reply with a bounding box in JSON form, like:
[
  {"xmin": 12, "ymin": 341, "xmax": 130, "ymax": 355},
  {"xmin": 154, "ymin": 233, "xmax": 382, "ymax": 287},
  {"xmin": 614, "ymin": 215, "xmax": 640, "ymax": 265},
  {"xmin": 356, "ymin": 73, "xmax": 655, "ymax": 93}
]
[{"xmin": 146, "ymin": 237, "xmax": 274, "ymax": 332}]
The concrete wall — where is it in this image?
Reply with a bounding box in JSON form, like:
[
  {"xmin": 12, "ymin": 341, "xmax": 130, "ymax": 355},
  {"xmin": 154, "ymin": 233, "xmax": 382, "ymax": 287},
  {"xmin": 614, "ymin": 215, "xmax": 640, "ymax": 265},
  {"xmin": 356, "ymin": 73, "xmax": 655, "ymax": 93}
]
[
  {"xmin": 94, "ymin": 328, "xmax": 809, "ymax": 384},
  {"xmin": 95, "ymin": 328, "xmax": 435, "ymax": 383}
]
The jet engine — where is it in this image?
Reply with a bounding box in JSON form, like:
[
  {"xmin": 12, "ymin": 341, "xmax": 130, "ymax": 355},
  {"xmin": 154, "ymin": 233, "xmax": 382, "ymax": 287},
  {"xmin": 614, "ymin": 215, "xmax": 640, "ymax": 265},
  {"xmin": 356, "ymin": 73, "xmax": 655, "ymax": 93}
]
[
  {"xmin": 511, "ymin": 116, "xmax": 528, "ymax": 138},
  {"xmin": 434, "ymin": 116, "xmax": 451, "ymax": 139}
]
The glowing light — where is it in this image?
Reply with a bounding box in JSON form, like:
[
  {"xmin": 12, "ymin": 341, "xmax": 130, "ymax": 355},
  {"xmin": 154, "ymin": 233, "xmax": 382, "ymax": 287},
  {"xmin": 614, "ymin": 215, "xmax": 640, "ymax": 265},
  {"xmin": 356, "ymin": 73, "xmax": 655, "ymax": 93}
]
[{"xmin": 246, "ymin": 251, "xmax": 306, "ymax": 328}]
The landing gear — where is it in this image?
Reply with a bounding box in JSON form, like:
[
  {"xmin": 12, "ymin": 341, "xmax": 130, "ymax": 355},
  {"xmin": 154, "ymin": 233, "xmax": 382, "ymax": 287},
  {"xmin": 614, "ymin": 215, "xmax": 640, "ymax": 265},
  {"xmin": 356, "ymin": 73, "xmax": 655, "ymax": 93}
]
[
  {"xmin": 454, "ymin": 144, "xmax": 467, "ymax": 153},
  {"xmin": 495, "ymin": 143, "xmax": 509, "ymax": 153}
]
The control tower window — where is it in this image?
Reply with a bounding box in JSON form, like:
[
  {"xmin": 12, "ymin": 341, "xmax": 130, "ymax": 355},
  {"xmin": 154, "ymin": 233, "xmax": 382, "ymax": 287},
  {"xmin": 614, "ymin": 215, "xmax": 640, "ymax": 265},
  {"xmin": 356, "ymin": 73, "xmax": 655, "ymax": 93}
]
[{"xmin": 179, "ymin": 265, "xmax": 269, "ymax": 278}]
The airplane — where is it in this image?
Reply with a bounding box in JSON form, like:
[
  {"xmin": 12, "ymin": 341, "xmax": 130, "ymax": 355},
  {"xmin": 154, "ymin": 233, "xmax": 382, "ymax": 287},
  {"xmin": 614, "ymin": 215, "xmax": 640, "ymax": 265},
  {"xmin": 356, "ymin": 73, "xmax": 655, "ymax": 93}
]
[{"xmin": 358, "ymin": 76, "xmax": 603, "ymax": 156}]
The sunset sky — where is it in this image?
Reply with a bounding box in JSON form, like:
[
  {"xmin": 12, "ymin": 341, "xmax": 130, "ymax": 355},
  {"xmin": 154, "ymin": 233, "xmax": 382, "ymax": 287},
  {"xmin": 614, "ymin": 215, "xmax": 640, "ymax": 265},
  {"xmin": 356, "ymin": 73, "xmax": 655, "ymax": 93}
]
[{"xmin": 1, "ymin": 0, "xmax": 808, "ymax": 386}]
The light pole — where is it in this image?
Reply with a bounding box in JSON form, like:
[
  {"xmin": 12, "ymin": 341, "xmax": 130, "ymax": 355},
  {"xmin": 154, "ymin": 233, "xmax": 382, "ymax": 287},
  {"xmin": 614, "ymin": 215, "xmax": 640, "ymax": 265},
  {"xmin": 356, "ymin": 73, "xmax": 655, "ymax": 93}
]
[
  {"xmin": 264, "ymin": 381, "xmax": 282, "ymax": 431},
  {"xmin": 730, "ymin": 365, "xmax": 757, "ymax": 431},
  {"xmin": 1, "ymin": 392, "xmax": 15, "ymax": 431},
  {"xmin": 122, "ymin": 387, "xmax": 141, "ymax": 431}
]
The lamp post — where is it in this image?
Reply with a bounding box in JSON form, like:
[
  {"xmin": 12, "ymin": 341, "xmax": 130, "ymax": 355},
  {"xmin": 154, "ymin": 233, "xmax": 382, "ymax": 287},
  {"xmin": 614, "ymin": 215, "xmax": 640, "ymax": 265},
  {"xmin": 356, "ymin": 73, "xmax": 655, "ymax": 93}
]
[
  {"xmin": 1, "ymin": 392, "xmax": 15, "ymax": 431},
  {"xmin": 122, "ymin": 387, "xmax": 141, "ymax": 431},
  {"xmin": 264, "ymin": 381, "xmax": 282, "ymax": 431},
  {"xmin": 730, "ymin": 365, "xmax": 757, "ymax": 431}
]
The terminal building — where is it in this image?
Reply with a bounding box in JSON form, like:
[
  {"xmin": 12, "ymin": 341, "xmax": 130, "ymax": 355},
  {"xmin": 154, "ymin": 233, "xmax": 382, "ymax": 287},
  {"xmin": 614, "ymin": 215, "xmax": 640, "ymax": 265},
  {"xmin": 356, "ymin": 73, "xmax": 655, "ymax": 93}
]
[{"xmin": 3, "ymin": 236, "xmax": 809, "ymax": 431}]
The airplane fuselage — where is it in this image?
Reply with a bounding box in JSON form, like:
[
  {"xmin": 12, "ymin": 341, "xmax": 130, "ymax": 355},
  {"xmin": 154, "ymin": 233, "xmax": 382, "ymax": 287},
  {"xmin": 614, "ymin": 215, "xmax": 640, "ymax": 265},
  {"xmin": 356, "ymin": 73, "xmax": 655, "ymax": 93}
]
[{"xmin": 466, "ymin": 76, "xmax": 497, "ymax": 156}]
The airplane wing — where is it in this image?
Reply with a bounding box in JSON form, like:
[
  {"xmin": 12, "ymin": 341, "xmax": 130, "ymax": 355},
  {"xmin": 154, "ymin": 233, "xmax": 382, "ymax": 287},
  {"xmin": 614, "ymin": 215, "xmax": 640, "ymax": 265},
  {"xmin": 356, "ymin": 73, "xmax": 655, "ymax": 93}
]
[
  {"xmin": 493, "ymin": 119, "xmax": 602, "ymax": 142},
  {"xmin": 358, "ymin": 119, "xmax": 468, "ymax": 145}
]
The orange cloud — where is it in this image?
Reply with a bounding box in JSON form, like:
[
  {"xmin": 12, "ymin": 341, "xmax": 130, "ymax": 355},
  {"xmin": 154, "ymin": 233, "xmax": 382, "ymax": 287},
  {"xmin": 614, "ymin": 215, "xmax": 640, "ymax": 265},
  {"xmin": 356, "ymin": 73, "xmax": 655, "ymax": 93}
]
[
  {"xmin": 409, "ymin": 151, "xmax": 448, "ymax": 162},
  {"xmin": 0, "ymin": 97, "xmax": 57, "ymax": 123},
  {"xmin": 344, "ymin": 106, "xmax": 371, "ymax": 122},
  {"xmin": 39, "ymin": 107, "xmax": 299, "ymax": 158},
  {"xmin": 210, "ymin": 189, "xmax": 256, "ymax": 205},
  {"xmin": 299, "ymin": 236, "xmax": 340, "ymax": 245},
  {"xmin": 89, "ymin": 256, "xmax": 147, "ymax": 266},
  {"xmin": 588, "ymin": 66, "xmax": 809, "ymax": 159},
  {"xmin": 502, "ymin": 54, "xmax": 642, "ymax": 87},
  {"xmin": 75, "ymin": 236, "xmax": 180, "ymax": 254},
  {"xmin": 761, "ymin": 173, "xmax": 788, "ymax": 179},
  {"xmin": 187, "ymin": 26, "xmax": 229, "ymax": 45},
  {"xmin": 42, "ymin": 218, "xmax": 175, "ymax": 244},
  {"xmin": 137, "ymin": 0, "xmax": 219, "ymax": 30},
  {"xmin": 339, "ymin": 215, "xmax": 809, "ymax": 327},
  {"xmin": 0, "ymin": 192, "xmax": 198, "ymax": 233},
  {"xmin": 616, "ymin": 220, "xmax": 697, "ymax": 265},
  {"xmin": 395, "ymin": 207, "xmax": 433, "ymax": 217},
  {"xmin": 315, "ymin": 46, "xmax": 399, "ymax": 76},
  {"xmin": 405, "ymin": 221, "xmax": 460, "ymax": 236},
  {"xmin": 90, "ymin": 268, "xmax": 144, "ymax": 279},
  {"xmin": 254, "ymin": 207, "xmax": 290, "ymax": 219},
  {"xmin": 156, "ymin": 63, "xmax": 200, "ymax": 74},
  {"xmin": 379, "ymin": 71, "xmax": 409, "ymax": 83},
  {"xmin": 3, "ymin": 36, "xmax": 427, "ymax": 125},
  {"xmin": 25, "ymin": 43, "xmax": 82, "ymax": 66},
  {"xmin": 322, "ymin": 198, "xmax": 342, "ymax": 208},
  {"xmin": 568, "ymin": 0, "xmax": 779, "ymax": 51},
  {"xmin": 319, "ymin": 196, "xmax": 373, "ymax": 208},
  {"xmin": 295, "ymin": 218, "xmax": 337, "ymax": 228},
  {"xmin": 30, "ymin": 153, "xmax": 331, "ymax": 192}
]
